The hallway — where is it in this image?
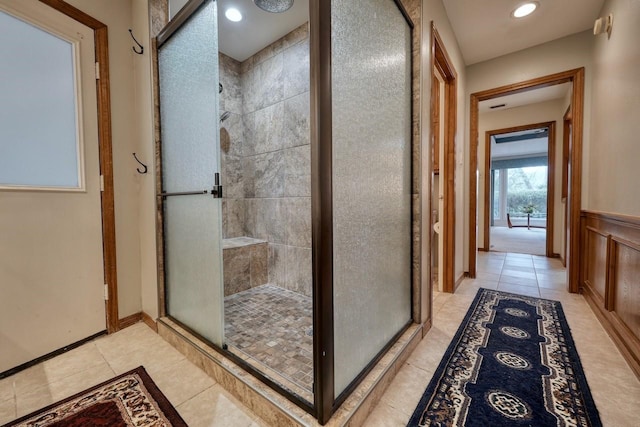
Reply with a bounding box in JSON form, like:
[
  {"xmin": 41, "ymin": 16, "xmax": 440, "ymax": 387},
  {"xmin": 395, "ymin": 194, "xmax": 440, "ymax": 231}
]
[
  {"xmin": 364, "ymin": 252, "xmax": 640, "ymax": 426},
  {"xmin": 1, "ymin": 252, "xmax": 639, "ymax": 426},
  {"xmin": 490, "ymin": 226, "xmax": 546, "ymax": 256}
]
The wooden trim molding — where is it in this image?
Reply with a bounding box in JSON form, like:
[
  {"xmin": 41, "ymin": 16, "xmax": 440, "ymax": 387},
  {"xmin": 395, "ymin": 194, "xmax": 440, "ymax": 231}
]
[
  {"xmin": 483, "ymin": 134, "xmax": 491, "ymax": 251},
  {"xmin": 469, "ymin": 94, "xmax": 479, "ymax": 273},
  {"xmin": 431, "ymin": 74, "xmax": 441, "ymax": 174},
  {"xmin": 118, "ymin": 312, "xmax": 158, "ymax": 332},
  {"xmin": 469, "ymin": 68, "xmax": 585, "ymax": 293},
  {"xmin": 562, "ymin": 107, "xmax": 571, "ymax": 266},
  {"xmin": 562, "ymin": 106, "xmax": 571, "ymax": 199},
  {"xmin": 142, "ymin": 312, "xmax": 159, "ymax": 332},
  {"xmin": 118, "ymin": 312, "xmax": 142, "ymax": 330},
  {"xmin": 39, "ymin": 0, "xmax": 119, "ymax": 333},
  {"xmin": 580, "ymin": 210, "xmax": 640, "ymax": 379},
  {"xmin": 482, "ymin": 121, "xmax": 556, "ymax": 257},
  {"xmin": 431, "ymin": 23, "xmax": 458, "ymax": 290}
]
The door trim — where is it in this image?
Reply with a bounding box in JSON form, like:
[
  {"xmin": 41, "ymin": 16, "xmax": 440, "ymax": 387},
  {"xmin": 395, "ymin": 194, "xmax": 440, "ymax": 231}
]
[
  {"xmin": 39, "ymin": 0, "xmax": 119, "ymax": 332},
  {"xmin": 483, "ymin": 121, "xmax": 556, "ymax": 257},
  {"xmin": 431, "ymin": 24, "xmax": 457, "ymax": 293},
  {"xmin": 469, "ymin": 68, "xmax": 585, "ymax": 292},
  {"xmin": 562, "ymin": 106, "xmax": 572, "ymax": 266}
]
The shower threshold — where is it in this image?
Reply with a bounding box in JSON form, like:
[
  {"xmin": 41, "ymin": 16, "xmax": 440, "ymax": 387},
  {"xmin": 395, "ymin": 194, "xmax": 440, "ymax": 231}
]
[{"xmin": 157, "ymin": 315, "xmax": 422, "ymax": 426}]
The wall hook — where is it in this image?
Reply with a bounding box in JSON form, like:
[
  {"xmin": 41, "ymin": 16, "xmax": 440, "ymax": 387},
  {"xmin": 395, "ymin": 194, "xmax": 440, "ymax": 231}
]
[
  {"xmin": 129, "ymin": 29, "xmax": 144, "ymax": 55},
  {"xmin": 132, "ymin": 153, "xmax": 148, "ymax": 174}
]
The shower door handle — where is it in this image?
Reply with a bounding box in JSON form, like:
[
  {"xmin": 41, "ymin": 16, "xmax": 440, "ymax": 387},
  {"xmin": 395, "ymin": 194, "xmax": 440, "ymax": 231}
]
[
  {"xmin": 159, "ymin": 190, "xmax": 208, "ymax": 199},
  {"xmin": 158, "ymin": 173, "xmax": 222, "ymax": 199}
]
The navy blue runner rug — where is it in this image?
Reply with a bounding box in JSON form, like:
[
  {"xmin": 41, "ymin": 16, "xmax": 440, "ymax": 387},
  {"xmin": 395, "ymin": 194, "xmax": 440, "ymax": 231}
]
[{"xmin": 408, "ymin": 288, "xmax": 602, "ymax": 426}]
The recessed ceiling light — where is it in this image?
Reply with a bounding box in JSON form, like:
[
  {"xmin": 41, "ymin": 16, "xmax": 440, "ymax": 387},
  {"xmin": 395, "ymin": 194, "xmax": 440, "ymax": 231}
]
[
  {"xmin": 254, "ymin": 0, "xmax": 294, "ymax": 13},
  {"xmin": 512, "ymin": 2, "xmax": 538, "ymax": 18},
  {"xmin": 225, "ymin": 8, "xmax": 242, "ymax": 22}
]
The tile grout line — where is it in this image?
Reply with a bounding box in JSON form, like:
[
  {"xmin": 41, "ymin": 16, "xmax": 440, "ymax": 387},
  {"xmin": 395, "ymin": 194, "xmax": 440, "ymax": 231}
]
[
  {"xmin": 175, "ymin": 384, "xmax": 216, "ymax": 412},
  {"xmin": 12, "ymin": 381, "xmax": 16, "ymax": 421}
]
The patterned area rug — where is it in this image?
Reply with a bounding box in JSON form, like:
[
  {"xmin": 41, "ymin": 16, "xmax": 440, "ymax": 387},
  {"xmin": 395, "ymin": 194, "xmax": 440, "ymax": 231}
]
[
  {"xmin": 5, "ymin": 366, "xmax": 186, "ymax": 427},
  {"xmin": 408, "ymin": 289, "xmax": 602, "ymax": 426}
]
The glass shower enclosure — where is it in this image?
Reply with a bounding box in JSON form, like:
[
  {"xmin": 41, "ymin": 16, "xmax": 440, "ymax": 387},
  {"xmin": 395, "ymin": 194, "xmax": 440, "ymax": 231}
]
[
  {"xmin": 156, "ymin": 0, "xmax": 414, "ymax": 422},
  {"xmin": 157, "ymin": 0, "xmax": 224, "ymax": 347}
]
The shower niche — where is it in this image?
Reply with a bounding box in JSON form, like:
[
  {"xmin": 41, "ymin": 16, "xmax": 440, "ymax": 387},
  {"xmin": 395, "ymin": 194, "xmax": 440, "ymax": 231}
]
[{"xmin": 155, "ymin": 0, "xmax": 418, "ymax": 423}]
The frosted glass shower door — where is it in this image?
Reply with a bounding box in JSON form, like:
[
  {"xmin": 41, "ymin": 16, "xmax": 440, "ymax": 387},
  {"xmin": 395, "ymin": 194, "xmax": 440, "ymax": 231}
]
[
  {"xmin": 331, "ymin": 0, "xmax": 413, "ymax": 397},
  {"xmin": 158, "ymin": 0, "xmax": 224, "ymax": 346}
]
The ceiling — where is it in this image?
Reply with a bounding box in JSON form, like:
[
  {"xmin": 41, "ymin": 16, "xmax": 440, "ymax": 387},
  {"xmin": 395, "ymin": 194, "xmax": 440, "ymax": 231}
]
[
  {"xmin": 443, "ymin": 0, "xmax": 605, "ymax": 65},
  {"xmin": 218, "ymin": 0, "xmax": 308, "ymax": 62},
  {"xmin": 492, "ymin": 129, "xmax": 549, "ymax": 158},
  {"xmin": 494, "ymin": 128, "xmax": 548, "ymax": 144},
  {"xmin": 181, "ymin": 0, "xmax": 605, "ymax": 66},
  {"xmin": 479, "ymin": 82, "xmax": 571, "ymax": 113}
]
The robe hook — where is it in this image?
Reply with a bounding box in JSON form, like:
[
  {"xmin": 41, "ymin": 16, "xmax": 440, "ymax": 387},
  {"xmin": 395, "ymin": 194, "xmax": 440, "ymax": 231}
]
[
  {"xmin": 129, "ymin": 29, "xmax": 144, "ymax": 55},
  {"xmin": 132, "ymin": 153, "xmax": 148, "ymax": 174}
]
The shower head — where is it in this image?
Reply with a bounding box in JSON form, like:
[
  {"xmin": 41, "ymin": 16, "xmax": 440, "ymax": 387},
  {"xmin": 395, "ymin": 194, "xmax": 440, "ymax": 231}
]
[
  {"xmin": 220, "ymin": 111, "xmax": 231, "ymax": 123},
  {"xmin": 253, "ymin": 0, "xmax": 294, "ymax": 13}
]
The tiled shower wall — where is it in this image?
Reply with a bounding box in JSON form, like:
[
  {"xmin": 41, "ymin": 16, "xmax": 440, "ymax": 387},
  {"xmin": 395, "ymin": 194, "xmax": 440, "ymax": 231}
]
[{"xmin": 220, "ymin": 24, "xmax": 311, "ymax": 297}]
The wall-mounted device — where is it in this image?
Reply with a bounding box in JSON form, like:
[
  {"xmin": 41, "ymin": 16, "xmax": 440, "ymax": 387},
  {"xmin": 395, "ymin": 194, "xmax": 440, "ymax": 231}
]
[{"xmin": 593, "ymin": 13, "xmax": 613, "ymax": 39}]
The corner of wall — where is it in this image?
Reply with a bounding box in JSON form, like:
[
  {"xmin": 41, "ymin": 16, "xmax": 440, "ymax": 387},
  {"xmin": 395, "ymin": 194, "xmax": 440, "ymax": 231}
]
[{"xmin": 132, "ymin": 0, "xmax": 159, "ymax": 319}]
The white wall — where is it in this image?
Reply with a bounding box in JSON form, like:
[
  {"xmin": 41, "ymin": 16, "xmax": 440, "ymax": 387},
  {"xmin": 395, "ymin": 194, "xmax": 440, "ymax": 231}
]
[
  {"xmin": 465, "ymin": 30, "xmax": 594, "ymax": 270},
  {"xmin": 478, "ymin": 99, "xmax": 566, "ymax": 255},
  {"xmin": 587, "ymin": 0, "xmax": 640, "ymax": 216},
  {"xmin": 131, "ymin": 0, "xmax": 159, "ymax": 319},
  {"xmin": 65, "ymin": 0, "xmax": 158, "ymax": 320},
  {"xmin": 422, "ymin": 0, "xmax": 467, "ymax": 284},
  {"xmin": 66, "ymin": 0, "xmax": 143, "ymax": 318}
]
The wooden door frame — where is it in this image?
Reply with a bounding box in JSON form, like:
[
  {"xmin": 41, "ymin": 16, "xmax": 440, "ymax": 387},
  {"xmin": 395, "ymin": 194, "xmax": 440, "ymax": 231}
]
[
  {"xmin": 483, "ymin": 121, "xmax": 556, "ymax": 258},
  {"xmin": 562, "ymin": 106, "xmax": 572, "ymax": 266},
  {"xmin": 39, "ymin": 0, "xmax": 119, "ymax": 332},
  {"xmin": 469, "ymin": 68, "xmax": 584, "ymax": 292},
  {"xmin": 431, "ymin": 24, "xmax": 457, "ymax": 293}
]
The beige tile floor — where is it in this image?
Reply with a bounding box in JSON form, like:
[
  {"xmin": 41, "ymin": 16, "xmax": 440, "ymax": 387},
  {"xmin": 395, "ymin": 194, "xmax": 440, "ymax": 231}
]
[
  {"xmin": 365, "ymin": 252, "xmax": 640, "ymax": 426},
  {"xmin": 0, "ymin": 323, "xmax": 268, "ymax": 426},
  {"xmin": 1, "ymin": 251, "xmax": 639, "ymax": 426}
]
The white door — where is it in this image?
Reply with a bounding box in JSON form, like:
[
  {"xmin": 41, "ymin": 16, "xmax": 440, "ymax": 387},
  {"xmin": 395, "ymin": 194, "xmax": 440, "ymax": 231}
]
[{"xmin": 0, "ymin": 0, "xmax": 105, "ymax": 373}]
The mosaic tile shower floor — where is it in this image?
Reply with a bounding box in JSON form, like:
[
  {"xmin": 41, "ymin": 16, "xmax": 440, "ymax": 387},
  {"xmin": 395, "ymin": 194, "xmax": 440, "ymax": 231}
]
[{"xmin": 224, "ymin": 284, "xmax": 313, "ymax": 396}]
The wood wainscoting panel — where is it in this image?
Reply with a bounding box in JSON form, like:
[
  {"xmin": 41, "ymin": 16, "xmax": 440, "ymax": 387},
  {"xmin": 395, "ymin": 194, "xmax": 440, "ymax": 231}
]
[
  {"xmin": 580, "ymin": 211, "xmax": 640, "ymax": 379},
  {"xmin": 584, "ymin": 226, "xmax": 609, "ymax": 305},
  {"xmin": 611, "ymin": 237, "xmax": 640, "ymax": 341}
]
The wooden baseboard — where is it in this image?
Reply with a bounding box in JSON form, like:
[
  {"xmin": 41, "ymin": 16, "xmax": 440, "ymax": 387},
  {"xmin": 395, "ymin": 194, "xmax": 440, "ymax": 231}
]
[
  {"xmin": 118, "ymin": 311, "xmax": 158, "ymax": 332},
  {"xmin": 142, "ymin": 312, "xmax": 158, "ymax": 332},
  {"xmin": 118, "ymin": 312, "xmax": 142, "ymax": 330},
  {"xmin": 582, "ymin": 285, "xmax": 640, "ymax": 379},
  {"xmin": 454, "ymin": 273, "xmax": 466, "ymax": 291}
]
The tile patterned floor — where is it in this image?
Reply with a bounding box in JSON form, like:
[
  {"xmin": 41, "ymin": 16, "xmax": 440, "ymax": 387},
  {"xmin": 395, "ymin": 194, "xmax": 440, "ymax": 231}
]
[
  {"xmin": 365, "ymin": 252, "xmax": 640, "ymax": 426},
  {"xmin": 224, "ymin": 284, "xmax": 313, "ymax": 395},
  {"xmin": 1, "ymin": 252, "xmax": 639, "ymax": 426},
  {"xmin": 0, "ymin": 323, "xmax": 267, "ymax": 427}
]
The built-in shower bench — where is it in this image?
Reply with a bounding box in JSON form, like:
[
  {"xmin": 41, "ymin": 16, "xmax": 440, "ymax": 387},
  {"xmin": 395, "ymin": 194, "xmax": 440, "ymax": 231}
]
[{"xmin": 222, "ymin": 237, "xmax": 268, "ymax": 296}]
